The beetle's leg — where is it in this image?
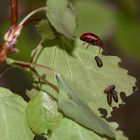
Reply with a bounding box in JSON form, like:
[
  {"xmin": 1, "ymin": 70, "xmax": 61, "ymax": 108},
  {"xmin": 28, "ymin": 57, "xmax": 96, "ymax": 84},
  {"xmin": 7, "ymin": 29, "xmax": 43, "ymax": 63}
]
[
  {"xmin": 99, "ymin": 47, "xmax": 101, "ymax": 54},
  {"xmin": 86, "ymin": 44, "xmax": 90, "ymax": 49},
  {"xmin": 82, "ymin": 42, "xmax": 86, "ymax": 46}
]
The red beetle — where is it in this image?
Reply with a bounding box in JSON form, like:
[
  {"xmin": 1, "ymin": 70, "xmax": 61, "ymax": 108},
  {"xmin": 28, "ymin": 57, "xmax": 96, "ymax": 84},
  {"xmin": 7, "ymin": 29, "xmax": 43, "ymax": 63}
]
[{"xmin": 80, "ymin": 33, "xmax": 104, "ymax": 53}]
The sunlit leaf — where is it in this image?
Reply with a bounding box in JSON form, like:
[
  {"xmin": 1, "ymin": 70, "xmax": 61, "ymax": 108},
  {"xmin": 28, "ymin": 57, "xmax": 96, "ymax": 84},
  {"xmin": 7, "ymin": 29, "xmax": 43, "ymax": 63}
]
[
  {"xmin": 33, "ymin": 38, "xmax": 136, "ymax": 138},
  {"xmin": 26, "ymin": 90, "xmax": 63, "ymax": 135},
  {"xmin": 56, "ymin": 74, "xmax": 115, "ymax": 138},
  {"xmin": 0, "ymin": 87, "xmax": 34, "ymax": 140},
  {"xmin": 34, "ymin": 39, "xmax": 136, "ymax": 115},
  {"xmin": 49, "ymin": 118, "xmax": 128, "ymax": 140}
]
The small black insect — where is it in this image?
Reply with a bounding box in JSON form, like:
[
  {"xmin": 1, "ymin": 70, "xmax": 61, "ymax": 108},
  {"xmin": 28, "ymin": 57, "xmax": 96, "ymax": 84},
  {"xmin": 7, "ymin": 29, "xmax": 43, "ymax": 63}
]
[
  {"xmin": 106, "ymin": 92, "xmax": 112, "ymax": 105},
  {"xmin": 95, "ymin": 56, "xmax": 103, "ymax": 67},
  {"xmin": 104, "ymin": 85, "xmax": 118, "ymax": 105},
  {"xmin": 112, "ymin": 90, "xmax": 118, "ymax": 102}
]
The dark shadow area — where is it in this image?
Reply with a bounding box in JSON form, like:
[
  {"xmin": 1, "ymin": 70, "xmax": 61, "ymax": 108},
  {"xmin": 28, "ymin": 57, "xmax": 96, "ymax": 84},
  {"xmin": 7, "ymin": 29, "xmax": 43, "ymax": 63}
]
[
  {"xmin": 98, "ymin": 108, "xmax": 108, "ymax": 118},
  {"xmin": 0, "ymin": 66, "xmax": 33, "ymax": 102},
  {"xmin": 33, "ymin": 135, "xmax": 47, "ymax": 140}
]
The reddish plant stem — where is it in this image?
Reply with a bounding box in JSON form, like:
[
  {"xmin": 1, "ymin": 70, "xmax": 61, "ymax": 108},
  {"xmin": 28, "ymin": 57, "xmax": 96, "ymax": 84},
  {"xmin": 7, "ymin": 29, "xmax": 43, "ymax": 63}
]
[
  {"xmin": 11, "ymin": 0, "xmax": 18, "ymax": 27},
  {"xmin": 12, "ymin": 60, "xmax": 58, "ymax": 75}
]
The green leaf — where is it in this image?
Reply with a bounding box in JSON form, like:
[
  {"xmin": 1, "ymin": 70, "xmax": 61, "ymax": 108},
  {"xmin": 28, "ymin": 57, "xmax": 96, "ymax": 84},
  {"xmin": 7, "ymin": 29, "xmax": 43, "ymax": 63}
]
[
  {"xmin": 0, "ymin": 87, "xmax": 34, "ymax": 140},
  {"xmin": 34, "ymin": 39, "xmax": 136, "ymax": 115},
  {"xmin": 56, "ymin": 74, "xmax": 115, "ymax": 138},
  {"xmin": 36, "ymin": 20, "xmax": 56, "ymax": 40},
  {"xmin": 26, "ymin": 90, "xmax": 63, "ymax": 135},
  {"xmin": 49, "ymin": 118, "xmax": 128, "ymax": 140},
  {"xmin": 46, "ymin": 0, "xmax": 77, "ymax": 38},
  {"xmin": 33, "ymin": 38, "xmax": 136, "ymax": 138},
  {"xmin": 74, "ymin": 0, "xmax": 115, "ymax": 37},
  {"xmin": 31, "ymin": 35, "xmax": 75, "ymax": 64}
]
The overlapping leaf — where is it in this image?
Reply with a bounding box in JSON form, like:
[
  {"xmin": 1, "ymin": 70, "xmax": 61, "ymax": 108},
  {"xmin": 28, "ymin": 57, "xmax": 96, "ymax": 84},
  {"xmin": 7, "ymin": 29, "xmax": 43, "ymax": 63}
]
[
  {"xmin": 26, "ymin": 90, "xmax": 63, "ymax": 135},
  {"xmin": 46, "ymin": 0, "xmax": 77, "ymax": 38},
  {"xmin": 36, "ymin": 20, "xmax": 56, "ymax": 40},
  {"xmin": 0, "ymin": 87, "xmax": 34, "ymax": 140},
  {"xmin": 56, "ymin": 74, "xmax": 115, "ymax": 138}
]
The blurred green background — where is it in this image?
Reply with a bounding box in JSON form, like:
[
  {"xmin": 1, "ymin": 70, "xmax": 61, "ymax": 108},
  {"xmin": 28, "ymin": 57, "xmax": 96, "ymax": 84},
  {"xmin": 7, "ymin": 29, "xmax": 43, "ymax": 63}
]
[{"xmin": 0, "ymin": 0, "xmax": 140, "ymax": 140}]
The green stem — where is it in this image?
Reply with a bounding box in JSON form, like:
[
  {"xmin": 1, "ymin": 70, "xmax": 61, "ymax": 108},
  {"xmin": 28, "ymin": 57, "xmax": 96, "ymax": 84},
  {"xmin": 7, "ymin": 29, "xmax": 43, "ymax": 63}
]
[
  {"xmin": 30, "ymin": 39, "xmax": 44, "ymax": 63},
  {"xmin": 18, "ymin": 7, "xmax": 46, "ymax": 26}
]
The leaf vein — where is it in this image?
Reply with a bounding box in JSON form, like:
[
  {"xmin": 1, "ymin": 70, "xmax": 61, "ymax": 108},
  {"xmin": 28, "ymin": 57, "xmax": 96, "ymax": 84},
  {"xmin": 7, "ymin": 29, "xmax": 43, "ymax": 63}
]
[{"xmin": 62, "ymin": 50, "xmax": 73, "ymax": 80}]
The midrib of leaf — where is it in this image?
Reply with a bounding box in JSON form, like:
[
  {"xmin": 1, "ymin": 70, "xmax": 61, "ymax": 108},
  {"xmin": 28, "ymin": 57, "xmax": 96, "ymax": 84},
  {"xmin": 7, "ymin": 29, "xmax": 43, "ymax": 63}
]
[
  {"xmin": 64, "ymin": 51, "xmax": 73, "ymax": 80},
  {"xmin": 51, "ymin": 46, "xmax": 57, "ymax": 94},
  {"xmin": 73, "ymin": 52, "xmax": 100, "ymax": 96},
  {"xmin": 58, "ymin": 37, "xmax": 73, "ymax": 80},
  {"xmin": 73, "ymin": 51, "xmax": 100, "ymax": 96}
]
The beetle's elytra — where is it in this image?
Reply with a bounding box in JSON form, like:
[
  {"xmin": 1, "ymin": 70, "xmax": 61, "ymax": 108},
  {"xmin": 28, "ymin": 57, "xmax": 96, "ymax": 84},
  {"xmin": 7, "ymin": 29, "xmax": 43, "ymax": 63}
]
[
  {"xmin": 80, "ymin": 33, "xmax": 104, "ymax": 52},
  {"xmin": 104, "ymin": 85, "xmax": 118, "ymax": 105}
]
